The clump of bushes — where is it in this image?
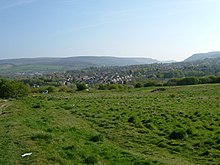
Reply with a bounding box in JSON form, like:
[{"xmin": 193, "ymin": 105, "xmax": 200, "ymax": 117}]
[
  {"xmin": 167, "ymin": 76, "xmax": 220, "ymax": 86},
  {"xmin": 58, "ymin": 85, "xmax": 75, "ymax": 92},
  {"xmin": 47, "ymin": 86, "xmax": 56, "ymax": 92},
  {"xmin": 0, "ymin": 79, "xmax": 29, "ymax": 98},
  {"xmin": 144, "ymin": 79, "xmax": 163, "ymax": 87},
  {"xmin": 108, "ymin": 84, "xmax": 126, "ymax": 90},
  {"xmin": 98, "ymin": 84, "xmax": 109, "ymax": 90}
]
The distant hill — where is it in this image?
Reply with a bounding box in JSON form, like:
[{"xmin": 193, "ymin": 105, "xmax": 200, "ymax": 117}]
[
  {"xmin": 184, "ymin": 51, "xmax": 220, "ymax": 62},
  {"xmin": 0, "ymin": 56, "xmax": 159, "ymax": 73}
]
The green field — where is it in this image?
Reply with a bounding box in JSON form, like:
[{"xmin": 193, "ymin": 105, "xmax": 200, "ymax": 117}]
[{"xmin": 0, "ymin": 84, "xmax": 220, "ymax": 164}]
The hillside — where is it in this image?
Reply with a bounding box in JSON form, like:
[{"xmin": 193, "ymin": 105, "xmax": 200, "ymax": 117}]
[
  {"xmin": 65, "ymin": 57, "xmax": 220, "ymax": 85},
  {"xmin": 1, "ymin": 84, "xmax": 220, "ymax": 164},
  {"xmin": 184, "ymin": 51, "xmax": 220, "ymax": 62},
  {"xmin": 1, "ymin": 55, "xmax": 219, "ymax": 80},
  {"xmin": 0, "ymin": 56, "xmax": 159, "ymax": 73},
  {"xmin": 0, "ymin": 56, "xmax": 160, "ymax": 66}
]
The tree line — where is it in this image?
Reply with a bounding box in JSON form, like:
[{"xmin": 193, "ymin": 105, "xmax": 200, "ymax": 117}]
[
  {"xmin": 0, "ymin": 75, "xmax": 220, "ymax": 98},
  {"xmin": 133, "ymin": 76, "xmax": 220, "ymax": 88}
]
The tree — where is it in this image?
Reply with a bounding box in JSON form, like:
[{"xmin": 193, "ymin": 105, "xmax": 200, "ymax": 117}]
[{"xmin": 0, "ymin": 79, "xmax": 29, "ymax": 98}]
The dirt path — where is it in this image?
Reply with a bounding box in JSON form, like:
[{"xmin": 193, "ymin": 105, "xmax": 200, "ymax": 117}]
[{"xmin": 0, "ymin": 100, "xmax": 9, "ymax": 115}]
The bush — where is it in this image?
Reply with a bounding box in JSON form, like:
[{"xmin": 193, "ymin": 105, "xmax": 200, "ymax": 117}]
[
  {"xmin": 144, "ymin": 79, "xmax": 159, "ymax": 87},
  {"xmin": 32, "ymin": 103, "xmax": 41, "ymax": 109},
  {"xmin": 76, "ymin": 82, "xmax": 87, "ymax": 91},
  {"xmin": 169, "ymin": 128, "xmax": 187, "ymax": 139},
  {"xmin": 0, "ymin": 79, "xmax": 29, "ymax": 98},
  {"xmin": 89, "ymin": 134, "xmax": 104, "ymax": 142},
  {"xmin": 177, "ymin": 77, "xmax": 199, "ymax": 85},
  {"xmin": 186, "ymin": 128, "xmax": 193, "ymax": 135},
  {"xmin": 58, "ymin": 85, "xmax": 75, "ymax": 93},
  {"xmin": 208, "ymin": 76, "xmax": 220, "ymax": 83},
  {"xmin": 47, "ymin": 86, "xmax": 56, "ymax": 92},
  {"xmin": 98, "ymin": 84, "xmax": 108, "ymax": 90},
  {"xmin": 128, "ymin": 116, "xmax": 135, "ymax": 123},
  {"xmin": 135, "ymin": 83, "xmax": 142, "ymax": 88},
  {"xmin": 108, "ymin": 84, "xmax": 117, "ymax": 90},
  {"xmin": 58, "ymin": 85, "xmax": 69, "ymax": 92},
  {"xmin": 167, "ymin": 78, "xmax": 180, "ymax": 86},
  {"xmin": 199, "ymin": 77, "xmax": 212, "ymax": 84},
  {"xmin": 84, "ymin": 155, "xmax": 98, "ymax": 164}
]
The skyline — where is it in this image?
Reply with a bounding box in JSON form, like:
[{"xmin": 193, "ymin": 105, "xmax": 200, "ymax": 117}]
[{"xmin": 0, "ymin": 0, "xmax": 220, "ymax": 61}]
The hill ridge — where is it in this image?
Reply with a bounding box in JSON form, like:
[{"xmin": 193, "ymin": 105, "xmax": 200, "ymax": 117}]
[
  {"xmin": 0, "ymin": 56, "xmax": 159, "ymax": 66},
  {"xmin": 184, "ymin": 51, "xmax": 220, "ymax": 62}
]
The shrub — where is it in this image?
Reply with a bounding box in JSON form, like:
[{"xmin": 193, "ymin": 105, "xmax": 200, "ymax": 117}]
[
  {"xmin": 58, "ymin": 85, "xmax": 74, "ymax": 92},
  {"xmin": 108, "ymin": 84, "xmax": 124, "ymax": 90},
  {"xmin": 89, "ymin": 134, "xmax": 104, "ymax": 142},
  {"xmin": 33, "ymin": 86, "xmax": 48, "ymax": 93},
  {"xmin": 167, "ymin": 78, "xmax": 180, "ymax": 86},
  {"xmin": 199, "ymin": 77, "xmax": 212, "ymax": 84},
  {"xmin": 169, "ymin": 128, "xmax": 187, "ymax": 139},
  {"xmin": 144, "ymin": 79, "xmax": 159, "ymax": 87},
  {"xmin": 76, "ymin": 82, "xmax": 87, "ymax": 91},
  {"xmin": 177, "ymin": 77, "xmax": 199, "ymax": 85},
  {"xmin": 0, "ymin": 79, "xmax": 29, "ymax": 98},
  {"xmin": 84, "ymin": 155, "xmax": 98, "ymax": 164},
  {"xmin": 32, "ymin": 103, "xmax": 41, "ymax": 109},
  {"xmin": 47, "ymin": 86, "xmax": 56, "ymax": 92},
  {"xmin": 186, "ymin": 128, "xmax": 193, "ymax": 135},
  {"xmin": 98, "ymin": 84, "xmax": 108, "ymax": 90},
  {"xmin": 135, "ymin": 83, "xmax": 142, "ymax": 88},
  {"xmin": 128, "ymin": 116, "xmax": 135, "ymax": 123},
  {"xmin": 208, "ymin": 76, "xmax": 220, "ymax": 83}
]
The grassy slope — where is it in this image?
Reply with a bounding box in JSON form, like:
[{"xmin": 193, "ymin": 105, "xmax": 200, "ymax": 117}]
[{"xmin": 0, "ymin": 84, "xmax": 220, "ymax": 164}]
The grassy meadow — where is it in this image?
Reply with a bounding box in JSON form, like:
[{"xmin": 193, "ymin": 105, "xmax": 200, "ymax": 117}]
[{"xmin": 0, "ymin": 84, "xmax": 220, "ymax": 164}]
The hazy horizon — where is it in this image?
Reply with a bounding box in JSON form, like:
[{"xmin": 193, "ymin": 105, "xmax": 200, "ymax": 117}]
[
  {"xmin": 1, "ymin": 0, "xmax": 220, "ymax": 61},
  {"xmin": 0, "ymin": 54, "xmax": 176, "ymax": 61}
]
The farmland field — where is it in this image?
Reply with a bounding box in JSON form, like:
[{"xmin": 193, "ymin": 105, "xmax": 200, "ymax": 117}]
[{"xmin": 0, "ymin": 84, "xmax": 220, "ymax": 164}]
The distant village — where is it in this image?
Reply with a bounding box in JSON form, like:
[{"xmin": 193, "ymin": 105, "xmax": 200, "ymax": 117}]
[{"xmin": 1, "ymin": 57, "xmax": 219, "ymax": 88}]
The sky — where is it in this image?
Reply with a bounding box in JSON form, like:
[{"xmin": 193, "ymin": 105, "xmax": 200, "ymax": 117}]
[{"xmin": 0, "ymin": 0, "xmax": 220, "ymax": 61}]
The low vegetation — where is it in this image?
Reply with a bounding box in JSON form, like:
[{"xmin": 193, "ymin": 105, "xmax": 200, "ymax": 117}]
[
  {"xmin": 0, "ymin": 84, "xmax": 220, "ymax": 164},
  {"xmin": 0, "ymin": 79, "xmax": 29, "ymax": 98}
]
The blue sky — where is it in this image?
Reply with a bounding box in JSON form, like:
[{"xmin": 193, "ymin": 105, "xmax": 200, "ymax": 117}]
[{"xmin": 0, "ymin": 0, "xmax": 220, "ymax": 61}]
